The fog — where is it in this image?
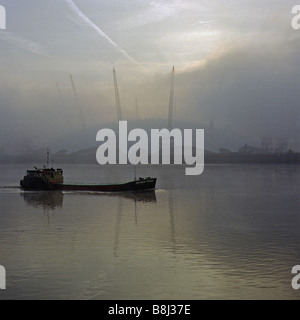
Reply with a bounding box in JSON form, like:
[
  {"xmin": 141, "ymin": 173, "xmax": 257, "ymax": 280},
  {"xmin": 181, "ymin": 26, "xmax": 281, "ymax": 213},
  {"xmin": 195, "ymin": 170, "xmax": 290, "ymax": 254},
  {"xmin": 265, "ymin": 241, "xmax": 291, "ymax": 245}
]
[{"xmin": 0, "ymin": 0, "xmax": 300, "ymax": 154}]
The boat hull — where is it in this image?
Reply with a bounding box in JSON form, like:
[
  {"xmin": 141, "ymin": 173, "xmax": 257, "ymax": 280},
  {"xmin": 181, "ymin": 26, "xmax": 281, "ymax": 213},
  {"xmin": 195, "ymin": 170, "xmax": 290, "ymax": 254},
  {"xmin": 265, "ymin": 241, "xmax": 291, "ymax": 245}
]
[
  {"xmin": 55, "ymin": 178, "xmax": 157, "ymax": 192},
  {"xmin": 20, "ymin": 177, "xmax": 157, "ymax": 192}
]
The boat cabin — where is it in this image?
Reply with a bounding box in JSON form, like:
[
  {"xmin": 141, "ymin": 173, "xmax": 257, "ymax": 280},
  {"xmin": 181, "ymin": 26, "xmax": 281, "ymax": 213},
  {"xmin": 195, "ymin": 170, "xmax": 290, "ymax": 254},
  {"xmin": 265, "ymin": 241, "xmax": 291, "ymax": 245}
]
[{"xmin": 26, "ymin": 168, "xmax": 64, "ymax": 185}]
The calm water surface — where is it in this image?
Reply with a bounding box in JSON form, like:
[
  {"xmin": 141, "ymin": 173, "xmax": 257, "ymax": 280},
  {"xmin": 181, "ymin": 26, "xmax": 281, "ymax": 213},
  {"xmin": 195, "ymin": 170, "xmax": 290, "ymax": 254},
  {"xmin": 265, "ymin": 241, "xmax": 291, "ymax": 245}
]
[{"xmin": 0, "ymin": 163, "xmax": 300, "ymax": 300}]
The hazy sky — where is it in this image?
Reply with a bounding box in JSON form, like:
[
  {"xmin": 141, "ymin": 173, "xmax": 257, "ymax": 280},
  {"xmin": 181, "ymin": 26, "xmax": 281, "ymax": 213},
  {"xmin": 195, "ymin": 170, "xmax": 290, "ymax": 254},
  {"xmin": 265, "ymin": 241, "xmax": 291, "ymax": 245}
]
[{"xmin": 0, "ymin": 0, "xmax": 300, "ymax": 153}]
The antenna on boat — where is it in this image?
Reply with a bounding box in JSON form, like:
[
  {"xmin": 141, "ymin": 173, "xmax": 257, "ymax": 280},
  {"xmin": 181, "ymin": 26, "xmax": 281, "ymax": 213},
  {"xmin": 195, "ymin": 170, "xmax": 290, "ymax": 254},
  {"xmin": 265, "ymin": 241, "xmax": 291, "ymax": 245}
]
[{"xmin": 46, "ymin": 148, "xmax": 50, "ymax": 168}]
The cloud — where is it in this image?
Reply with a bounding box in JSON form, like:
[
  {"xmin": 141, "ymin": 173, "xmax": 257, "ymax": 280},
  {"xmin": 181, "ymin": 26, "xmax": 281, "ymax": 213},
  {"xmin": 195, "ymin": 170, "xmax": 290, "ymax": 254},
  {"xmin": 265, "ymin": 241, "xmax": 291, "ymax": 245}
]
[{"xmin": 0, "ymin": 31, "xmax": 50, "ymax": 57}]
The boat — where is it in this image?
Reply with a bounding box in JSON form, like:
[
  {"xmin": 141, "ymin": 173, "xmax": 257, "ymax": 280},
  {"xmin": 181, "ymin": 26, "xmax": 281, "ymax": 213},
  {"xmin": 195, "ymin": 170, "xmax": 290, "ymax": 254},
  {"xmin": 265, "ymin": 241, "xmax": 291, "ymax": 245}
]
[{"xmin": 20, "ymin": 167, "xmax": 157, "ymax": 192}]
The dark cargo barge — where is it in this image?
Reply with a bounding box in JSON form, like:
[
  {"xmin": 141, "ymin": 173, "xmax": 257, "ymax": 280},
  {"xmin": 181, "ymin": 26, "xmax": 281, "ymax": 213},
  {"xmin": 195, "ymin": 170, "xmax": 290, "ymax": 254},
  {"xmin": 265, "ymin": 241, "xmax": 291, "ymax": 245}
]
[{"xmin": 20, "ymin": 167, "xmax": 157, "ymax": 192}]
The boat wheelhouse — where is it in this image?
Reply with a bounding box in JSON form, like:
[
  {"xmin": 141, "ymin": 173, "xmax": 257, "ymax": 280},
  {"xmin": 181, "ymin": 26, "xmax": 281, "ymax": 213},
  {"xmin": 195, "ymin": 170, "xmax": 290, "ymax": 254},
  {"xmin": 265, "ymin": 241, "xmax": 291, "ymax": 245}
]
[{"xmin": 20, "ymin": 168, "xmax": 64, "ymax": 190}]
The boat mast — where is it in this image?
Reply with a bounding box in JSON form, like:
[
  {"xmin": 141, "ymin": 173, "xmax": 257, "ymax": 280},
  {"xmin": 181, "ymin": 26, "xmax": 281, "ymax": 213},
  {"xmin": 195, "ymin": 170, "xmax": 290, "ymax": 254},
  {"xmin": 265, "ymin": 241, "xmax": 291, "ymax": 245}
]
[{"xmin": 46, "ymin": 148, "xmax": 50, "ymax": 168}]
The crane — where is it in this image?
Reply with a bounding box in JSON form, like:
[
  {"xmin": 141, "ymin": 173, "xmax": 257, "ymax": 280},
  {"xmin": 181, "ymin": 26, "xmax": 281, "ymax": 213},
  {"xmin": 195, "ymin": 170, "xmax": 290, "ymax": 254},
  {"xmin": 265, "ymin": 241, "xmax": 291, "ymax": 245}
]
[
  {"xmin": 168, "ymin": 66, "xmax": 175, "ymax": 130},
  {"xmin": 113, "ymin": 67, "xmax": 122, "ymax": 122}
]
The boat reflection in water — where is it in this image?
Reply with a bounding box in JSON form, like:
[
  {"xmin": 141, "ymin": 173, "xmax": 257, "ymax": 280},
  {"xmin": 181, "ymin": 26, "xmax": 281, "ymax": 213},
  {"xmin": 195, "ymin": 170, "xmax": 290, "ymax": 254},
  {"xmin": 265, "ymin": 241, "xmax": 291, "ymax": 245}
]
[
  {"xmin": 82, "ymin": 190, "xmax": 157, "ymax": 203},
  {"xmin": 21, "ymin": 191, "xmax": 64, "ymax": 210},
  {"xmin": 20, "ymin": 190, "xmax": 157, "ymax": 210}
]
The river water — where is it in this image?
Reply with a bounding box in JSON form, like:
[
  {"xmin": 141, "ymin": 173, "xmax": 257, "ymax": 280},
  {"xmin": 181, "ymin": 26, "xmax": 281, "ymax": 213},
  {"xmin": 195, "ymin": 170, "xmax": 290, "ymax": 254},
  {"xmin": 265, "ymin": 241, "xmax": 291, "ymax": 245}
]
[{"xmin": 0, "ymin": 163, "xmax": 300, "ymax": 300}]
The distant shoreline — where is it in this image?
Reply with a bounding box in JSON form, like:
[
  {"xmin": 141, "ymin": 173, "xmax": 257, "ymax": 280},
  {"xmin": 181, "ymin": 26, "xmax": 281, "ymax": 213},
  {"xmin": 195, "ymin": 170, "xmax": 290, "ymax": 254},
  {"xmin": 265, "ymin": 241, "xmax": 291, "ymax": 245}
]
[{"xmin": 1, "ymin": 150, "xmax": 300, "ymax": 165}]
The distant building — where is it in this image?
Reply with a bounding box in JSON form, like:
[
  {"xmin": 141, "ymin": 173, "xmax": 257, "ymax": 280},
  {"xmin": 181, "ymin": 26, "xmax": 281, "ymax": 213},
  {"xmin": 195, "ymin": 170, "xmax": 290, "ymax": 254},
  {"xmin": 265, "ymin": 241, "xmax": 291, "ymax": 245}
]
[
  {"xmin": 260, "ymin": 136, "xmax": 273, "ymax": 152},
  {"xmin": 275, "ymin": 139, "xmax": 288, "ymax": 153},
  {"xmin": 219, "ymin": 148, "xmax": 232, "ymax": 154},
  {"xmin": 0, "ymin": 147, "xmax": 5, "ymax": 159},
  {"xmin": 238, "ymin": 144, "xmax": 273, "ymax": 154}
]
